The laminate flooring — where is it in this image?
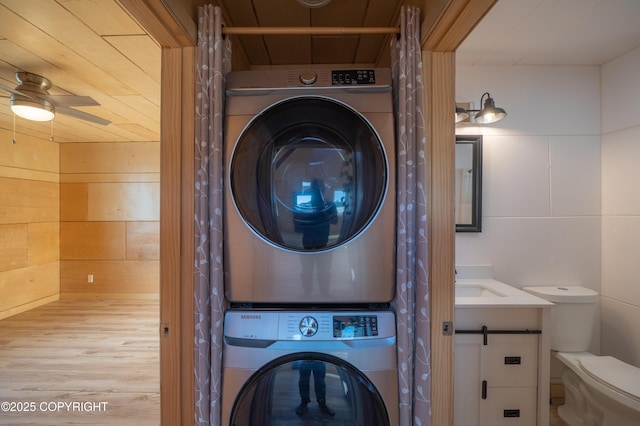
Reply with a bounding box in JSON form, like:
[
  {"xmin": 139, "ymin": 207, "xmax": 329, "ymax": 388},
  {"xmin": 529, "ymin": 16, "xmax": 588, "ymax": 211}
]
[
  {"xmin": 0, "ymin": 299, "xmax": 159, "ymax": 425},
  {"xmin": 0, "ymin": 299, "xmax": 569, "ymax": 425}
]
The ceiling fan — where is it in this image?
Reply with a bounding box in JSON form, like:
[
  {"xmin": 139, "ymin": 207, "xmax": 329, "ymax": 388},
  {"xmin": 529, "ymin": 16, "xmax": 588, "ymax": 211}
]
[{"xmin": 0, "ymin": 71, "xmax": 111, "ymax": 125}]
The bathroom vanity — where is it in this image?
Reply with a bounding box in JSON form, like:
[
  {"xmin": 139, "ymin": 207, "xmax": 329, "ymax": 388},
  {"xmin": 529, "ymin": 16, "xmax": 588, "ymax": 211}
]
[{"xmin": 454, "ymin": 279, "xmax": 553, "ymax": 426}]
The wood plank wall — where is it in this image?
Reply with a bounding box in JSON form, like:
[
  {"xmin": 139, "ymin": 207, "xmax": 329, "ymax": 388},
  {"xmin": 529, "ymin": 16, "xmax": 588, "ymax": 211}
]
[
  {"xmin": 59, "ymin": 141, "xmax": 160, "ymax": 299},
  {"xmin": 0, "ymin": 129, "xmax": 60, "ymax": 319}
]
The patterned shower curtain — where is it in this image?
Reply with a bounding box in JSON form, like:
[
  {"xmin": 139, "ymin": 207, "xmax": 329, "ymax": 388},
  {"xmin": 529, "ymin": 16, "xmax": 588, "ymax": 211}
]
[
  {"xmin": 193, "ymin": 5, "xmax": 231, "ymax": 425},
  {"xmin": 391, "ymin": 6, "xmax": 430, "ymax": 426}
]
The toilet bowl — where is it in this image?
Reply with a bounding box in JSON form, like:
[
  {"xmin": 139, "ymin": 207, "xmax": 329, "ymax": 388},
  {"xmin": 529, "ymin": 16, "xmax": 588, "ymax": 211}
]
[
  {"xmin": 522, "ymin": 286, "xmax": 640, "ymax": 426},
  {"xmin": 555, "ymin": 352, "xmax": 640, "ymax": 426}
]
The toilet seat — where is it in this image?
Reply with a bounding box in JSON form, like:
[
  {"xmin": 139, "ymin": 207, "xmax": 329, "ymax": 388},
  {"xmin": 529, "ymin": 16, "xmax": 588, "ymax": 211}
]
[{"xmin": 578, "ymin": 356, "xmax": 640, "ymax": 403}]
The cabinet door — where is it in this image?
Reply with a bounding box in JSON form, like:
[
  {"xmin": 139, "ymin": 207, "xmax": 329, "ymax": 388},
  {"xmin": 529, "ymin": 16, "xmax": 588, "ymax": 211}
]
[
  {"xmin": 454, "ymin": 334, "xmax": 483, "ymax": 426},
  {"xmin": 480, "ymin": 387, "xmax": 537, "ymax": 426},
  {"xmin": 483, "ymin": 334, "xmax": 538, "ymax": 388},
  {"xmin": 455, "ymin": 333, "xmax": 540, "ymax": 426}
]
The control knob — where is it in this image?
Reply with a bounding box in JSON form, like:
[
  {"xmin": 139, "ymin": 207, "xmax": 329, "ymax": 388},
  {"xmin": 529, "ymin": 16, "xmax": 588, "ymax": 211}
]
[
  {"xmin": 299, "ymin": 315, "xmax": 319, "ymax": 336},
  {"xmin": 299, "ymin": 71, "xmax": 317, "ymax": 85}
]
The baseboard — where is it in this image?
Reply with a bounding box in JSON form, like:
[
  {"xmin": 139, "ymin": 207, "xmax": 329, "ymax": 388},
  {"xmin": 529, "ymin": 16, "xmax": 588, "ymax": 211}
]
[
  {"xmin": 0, "ymin": 294, "xmax": 60, "ymax": 320},
  {"xmin": 550, "ymin": 382, "xmax": 565, "ymax": 400}
]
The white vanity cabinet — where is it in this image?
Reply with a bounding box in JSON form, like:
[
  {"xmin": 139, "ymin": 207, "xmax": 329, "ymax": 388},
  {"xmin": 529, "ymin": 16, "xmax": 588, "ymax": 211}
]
[
  {"xmin": 455, "ymin": 332, "xmax": 539, "ymax": 425},
  {"xmin": 454, "ymin": 279, "xmax": 553, "ymax": 426}
]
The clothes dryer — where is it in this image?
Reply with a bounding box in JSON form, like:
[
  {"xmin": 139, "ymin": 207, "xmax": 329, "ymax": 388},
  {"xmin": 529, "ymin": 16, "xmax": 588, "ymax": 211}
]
[
  {"xmin": 224, "ymin": 68, "xmax": 395, "ymax": 303},
  {"xmin": 221, "ymin": 309, "xmax": 398, "ymax": 425}
]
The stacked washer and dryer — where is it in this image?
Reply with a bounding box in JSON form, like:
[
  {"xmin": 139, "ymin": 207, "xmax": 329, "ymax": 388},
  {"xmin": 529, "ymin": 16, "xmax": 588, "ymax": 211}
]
[{"xmin": 221, "ymin": 68, "xmax": 398, "ymax": 425}]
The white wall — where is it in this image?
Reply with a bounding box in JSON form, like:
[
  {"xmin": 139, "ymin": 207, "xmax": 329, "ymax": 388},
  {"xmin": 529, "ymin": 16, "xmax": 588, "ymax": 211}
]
[
  {"xmin": 601, "ymin": 45, "xmax": 640, "ymax": 367},
  {"xmin": 455, "ymin": 64, "xmax": 601, "ymax": 289},
  {"xmin": 455, "ymin": 64, "xmax": 603, "ymax": 362}
]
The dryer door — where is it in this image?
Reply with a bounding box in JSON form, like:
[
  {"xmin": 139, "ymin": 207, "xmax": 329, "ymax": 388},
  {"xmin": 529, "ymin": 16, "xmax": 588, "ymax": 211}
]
[
  {"xmin": 230, "ymin": 97, "xmax": 387, "ymax": 252},
  {"xmin": 229, "ymin": 352, "xmax": 391, "ymax": 425}
]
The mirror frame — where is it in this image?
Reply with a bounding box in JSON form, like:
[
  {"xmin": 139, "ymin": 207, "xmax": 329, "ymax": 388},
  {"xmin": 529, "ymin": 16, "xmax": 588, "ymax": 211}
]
[{"xmin": 455, "ymin": 135, "xmax": 483, "ymax": 232}]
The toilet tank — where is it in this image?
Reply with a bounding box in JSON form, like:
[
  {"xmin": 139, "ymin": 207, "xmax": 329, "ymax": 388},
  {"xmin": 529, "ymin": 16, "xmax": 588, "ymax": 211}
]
[{"xmin": 522, "ymin": 286, "xmax": 599, "ymax": 352}]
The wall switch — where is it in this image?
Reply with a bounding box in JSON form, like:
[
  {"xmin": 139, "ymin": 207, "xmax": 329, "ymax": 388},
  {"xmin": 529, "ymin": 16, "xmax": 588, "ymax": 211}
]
[{"xmin": 88, "ymin": 274, "xmax": 94, "ymax": 283}]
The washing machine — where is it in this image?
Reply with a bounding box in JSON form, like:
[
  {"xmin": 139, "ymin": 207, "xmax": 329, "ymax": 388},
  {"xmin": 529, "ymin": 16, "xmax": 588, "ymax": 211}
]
[
  {"xmin": 224, "ymin": 68, "xmax": 396, "ymax": 304},
  {"xmin": 221, "ymin": 309, "xmax": 398, "ymax": 426}
]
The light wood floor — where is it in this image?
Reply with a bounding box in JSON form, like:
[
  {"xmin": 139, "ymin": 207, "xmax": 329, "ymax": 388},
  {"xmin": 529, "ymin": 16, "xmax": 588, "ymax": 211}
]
[
  {"xmin": 0, "ymin": 299, "xmax": 160, "ymax": 425},
  {"xmin": 550, "ymin": 390, "xmax": 568, "ymax": 426}
]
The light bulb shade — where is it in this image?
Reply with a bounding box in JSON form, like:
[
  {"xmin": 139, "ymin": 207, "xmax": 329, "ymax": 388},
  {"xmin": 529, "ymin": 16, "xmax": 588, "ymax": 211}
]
[
  {"xmin": 296, "ymin": 0, "xmax": 331, "ymax": 7},
  {"xmin": 455, "ymin": 106, "xmax": 469, "ymax": 123},
  {"xmin": 474, "ymin": 96, "xmax": 507, "ymax": 124},
  {"xmin": 10, "ymin": 95, "xmax": 55, "ymax": 121}
]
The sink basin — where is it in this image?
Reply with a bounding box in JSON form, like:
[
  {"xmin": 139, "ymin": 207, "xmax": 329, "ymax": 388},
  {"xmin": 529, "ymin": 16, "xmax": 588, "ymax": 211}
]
[
  {"xmin": 454, "ymin": 278, "xmax": 555, "ymax": 307},
  {"xmin": 455, "ymin": 282, "xmax": 505, "ymax": 298}
]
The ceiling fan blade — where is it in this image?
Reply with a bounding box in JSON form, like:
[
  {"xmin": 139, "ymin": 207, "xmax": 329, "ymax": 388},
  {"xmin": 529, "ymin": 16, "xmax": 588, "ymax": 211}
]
[
  {"xmin": 56, "ymin": 106, "xmax": 111, "ymax": 126},
  {"xmin": 42, "ymin": 94, "xmax": 100, "ymax": 107},
  {"xmin": 0, "ymin": 81, "xmax": 29, "ymax": 97}
]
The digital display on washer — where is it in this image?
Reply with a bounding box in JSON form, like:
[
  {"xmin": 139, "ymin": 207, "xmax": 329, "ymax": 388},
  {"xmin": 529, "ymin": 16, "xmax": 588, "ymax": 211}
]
[
  {"xmin": 333, "ymin": 315, "xmax": 378, "ymax": 338},
  {"xmin": 331, "ymin": 69, "xmax": 375, "ymax": 85}
]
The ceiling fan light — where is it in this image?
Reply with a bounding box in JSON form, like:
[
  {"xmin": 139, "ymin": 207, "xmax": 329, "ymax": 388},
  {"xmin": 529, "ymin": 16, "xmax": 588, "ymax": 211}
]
[
  {"xmin": 10, "ymin": 96, "xmax": 55, "ymax": 121},
  {"xmin": 296, "ymin": 0, "xmax": 331, "ymax": 8}
]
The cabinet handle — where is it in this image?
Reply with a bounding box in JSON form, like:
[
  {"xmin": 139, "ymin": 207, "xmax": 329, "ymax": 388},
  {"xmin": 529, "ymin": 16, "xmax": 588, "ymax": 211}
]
[
  {"xmin": 504, "ymin": 356, "xmax": 521, "ymax": 365},
  {"xmin": 503, "ymin": 409, "xmax": 520, "ymax": 418},
  {"xmin": 481, "ymin": 380, "xmax": 487, "ymax": 399}
]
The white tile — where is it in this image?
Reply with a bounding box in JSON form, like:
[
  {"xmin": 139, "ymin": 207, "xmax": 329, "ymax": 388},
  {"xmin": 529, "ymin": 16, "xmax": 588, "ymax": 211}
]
[
  {"xmin": 602, "ymin": 45, "xmax": 640, "ymax": 134},
  {"xmin": 455, "ymin": 231, "xmax": 492, "ymax": 267},
  {"xmin": 549, "ymin": 135, "xmax": 601, "ymax": 216},
  {"xmin": 483, "ymin": 134, "xmax": 550, "ymax": 217},
  {"xmin": 601, "ymin": 126, "xmax": 640, "ymax": 215},
  {"xmin": 601, "ymin": 216, "xmax": 640, "ymax": 306},
  {"xmin": 455, "ymin": 216, "xmax": 601, "ymax": 290},
  {"xmin": 601, "ymin": 297, "xmax": 640, "ymax": 367},
  {"xmin": 456, "ymin": 65, "xmax": 600, "ymax": 136}
]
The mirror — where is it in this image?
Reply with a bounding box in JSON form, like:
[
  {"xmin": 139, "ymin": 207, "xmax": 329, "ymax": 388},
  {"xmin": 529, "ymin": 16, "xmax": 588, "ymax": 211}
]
[{"xmin": 455, "ymin": 135, "xmax": 482, "ymax": 232}]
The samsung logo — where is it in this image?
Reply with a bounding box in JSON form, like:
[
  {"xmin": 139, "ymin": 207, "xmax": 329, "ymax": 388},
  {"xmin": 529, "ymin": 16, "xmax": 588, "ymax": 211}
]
[{"xmin": 241, "ymin": 314, "xmax": 262, "ymax": 320}]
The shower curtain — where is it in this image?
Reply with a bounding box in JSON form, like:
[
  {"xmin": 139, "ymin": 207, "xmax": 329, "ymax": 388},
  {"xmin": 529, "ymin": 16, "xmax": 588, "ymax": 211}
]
[
  {"xmin": 391, "ymin": 5, "xmax": 430, "ymax": 426},
  {"xmin": 193, "ymin": 5, "xmax": 231, "ymax": 425}
]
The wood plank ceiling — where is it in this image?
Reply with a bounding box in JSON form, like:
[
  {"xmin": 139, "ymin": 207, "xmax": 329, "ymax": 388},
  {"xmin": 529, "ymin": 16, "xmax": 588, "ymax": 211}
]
[
  {"xmin": 0, "ymin": 0, "xmax": 420, "ymax": 144},
  {"xmin": 209, "ymin": 0, "xmax": 422, "ymax": 66},
  {"xmin": 0, "ymin": 0, "xmax": 160, "ymax": 144}
]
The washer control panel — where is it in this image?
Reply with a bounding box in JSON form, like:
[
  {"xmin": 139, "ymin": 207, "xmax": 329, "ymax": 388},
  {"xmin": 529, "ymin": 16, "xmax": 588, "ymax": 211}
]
[
  {"xmin": 224, "ymin": 310, "xmax": 395, "ymax": 341},
  {"xmin": 331, "ymin": 69, "xmax": 375, "ymax": 85}
]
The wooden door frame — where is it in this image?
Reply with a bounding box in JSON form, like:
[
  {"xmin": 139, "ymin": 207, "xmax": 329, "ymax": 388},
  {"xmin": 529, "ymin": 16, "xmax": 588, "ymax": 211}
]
[
  {"xmin": 118, "ymin": 0, "xmax": 496, "ymax": 424},
  {"xmin": 116, "ymin": 1, "xmax": 196, "ymax": 424}
]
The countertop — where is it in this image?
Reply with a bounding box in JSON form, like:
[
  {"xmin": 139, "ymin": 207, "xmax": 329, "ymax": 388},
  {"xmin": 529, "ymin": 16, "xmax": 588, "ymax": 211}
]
[{"xmin": 455, "ymin": 278, "xmax": 554, "ymax": 308}]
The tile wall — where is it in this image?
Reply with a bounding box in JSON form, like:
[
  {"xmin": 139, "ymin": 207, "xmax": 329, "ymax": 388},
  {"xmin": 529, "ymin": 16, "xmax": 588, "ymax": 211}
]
[
  {"xmin": 456, "ymin": 48, "xmax": 640, "ymax": 368},
  {"xmin": 601, "ymin": 45, "xmax": 640, "ymax": 367}
]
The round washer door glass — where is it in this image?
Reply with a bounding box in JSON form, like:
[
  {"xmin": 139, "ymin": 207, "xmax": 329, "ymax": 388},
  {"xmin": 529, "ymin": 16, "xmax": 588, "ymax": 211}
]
[
  {"xmin": 230, "ymin": 353, "xmax": 390, "ymax": 425},
  {"xmin": 230, "ymin": 97, "xmax": 388, "ymax": 252}
]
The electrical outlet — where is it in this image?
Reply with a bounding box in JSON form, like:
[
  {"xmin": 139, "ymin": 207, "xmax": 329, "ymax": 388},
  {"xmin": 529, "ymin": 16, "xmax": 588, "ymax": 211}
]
[{"xmin": 88, "ymin": 274, "xmax": 94, "ymax": 284}]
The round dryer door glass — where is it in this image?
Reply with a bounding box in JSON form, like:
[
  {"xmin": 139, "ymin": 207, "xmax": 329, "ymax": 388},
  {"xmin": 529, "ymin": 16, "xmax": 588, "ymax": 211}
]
[
  {"xmin": 230, "ymin": 353, "xmax": 391, "ymax": 425},
  {"xmin": 230, "ymin": 97, "xmax": 388, "ymax": 252}
]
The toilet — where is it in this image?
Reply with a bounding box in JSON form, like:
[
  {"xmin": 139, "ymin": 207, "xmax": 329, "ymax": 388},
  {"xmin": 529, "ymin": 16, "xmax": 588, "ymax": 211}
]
[{"xmin": 523, "ymin": 286, "xmax": 640, "ymax": 426}]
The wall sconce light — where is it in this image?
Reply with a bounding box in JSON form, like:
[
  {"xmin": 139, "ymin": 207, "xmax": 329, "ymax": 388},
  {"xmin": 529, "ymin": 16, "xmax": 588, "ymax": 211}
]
[{"xmin": 455, "ymin": 92, "xmax": 507, "ymax": 124}]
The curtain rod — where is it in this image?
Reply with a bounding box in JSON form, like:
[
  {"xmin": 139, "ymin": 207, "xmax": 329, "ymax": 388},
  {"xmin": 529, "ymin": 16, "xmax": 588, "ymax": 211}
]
[{"xmin": 222, "ymin": 26, "xmax": 400, "ymax": 35}]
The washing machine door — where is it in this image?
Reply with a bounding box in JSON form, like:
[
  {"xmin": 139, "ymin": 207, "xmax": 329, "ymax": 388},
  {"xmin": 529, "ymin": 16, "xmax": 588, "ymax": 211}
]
[
  {"xmin": 229, "ymin": 352, "xmax": 391, "ymax": 425},
  {"xmin": 230, "ymin": 97, "xmax": 387, "ymax": 252}
]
